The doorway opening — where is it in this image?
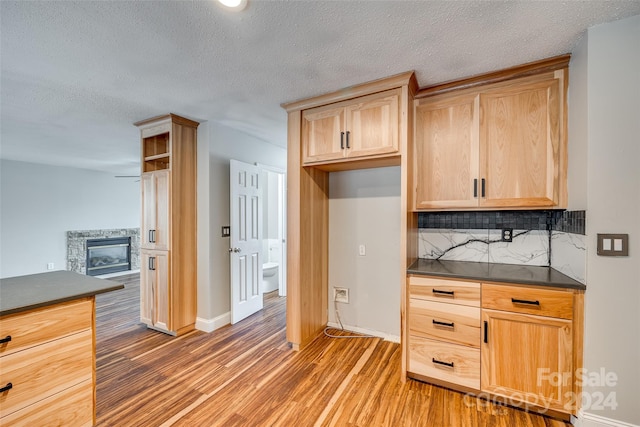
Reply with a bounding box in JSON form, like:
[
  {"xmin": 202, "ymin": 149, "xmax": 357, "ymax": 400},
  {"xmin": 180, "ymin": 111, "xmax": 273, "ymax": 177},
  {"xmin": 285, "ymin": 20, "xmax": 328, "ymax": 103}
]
[{"xmin": 260, "ymin": 165, "xmax": 286, "ymax": 299}]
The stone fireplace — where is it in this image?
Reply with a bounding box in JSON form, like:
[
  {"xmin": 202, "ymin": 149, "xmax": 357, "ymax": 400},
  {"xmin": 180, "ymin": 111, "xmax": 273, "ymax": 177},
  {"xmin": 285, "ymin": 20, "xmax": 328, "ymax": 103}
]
[{"xmin": 67, "ymin": 228, "xmax": 140, "ymax": 275}]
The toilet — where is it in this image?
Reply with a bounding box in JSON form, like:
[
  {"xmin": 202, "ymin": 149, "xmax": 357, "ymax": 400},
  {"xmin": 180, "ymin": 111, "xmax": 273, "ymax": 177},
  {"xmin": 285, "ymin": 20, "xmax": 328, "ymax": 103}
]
[
  {"xmin": 262, "ymin": 240, "xmax": 280, "ymax": 293},
  {"xmin": 262, "ymin": 262, "xmax": 279, "ymax": 293}
]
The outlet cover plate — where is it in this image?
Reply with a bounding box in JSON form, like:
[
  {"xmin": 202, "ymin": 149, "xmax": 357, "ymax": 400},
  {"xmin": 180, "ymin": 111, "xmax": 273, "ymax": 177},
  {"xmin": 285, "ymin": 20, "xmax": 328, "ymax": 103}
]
[
  {"xmin": 597, "ymin": 233, "xmax": 629, "ymax": 256},
  {"xmin": 334, "ymin": 287, "xmax": 349, "ymax": 303}
]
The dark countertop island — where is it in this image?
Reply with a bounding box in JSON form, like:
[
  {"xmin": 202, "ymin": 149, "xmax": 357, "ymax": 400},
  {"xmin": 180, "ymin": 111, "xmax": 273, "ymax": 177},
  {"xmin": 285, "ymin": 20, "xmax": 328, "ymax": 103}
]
[
  {"xmin": 0, "ymin": 270, "xmax": 124, "ymax": 316},
  {"xmin": 407, "ymin": 259, "xmax": 586, "ymax": 290}
]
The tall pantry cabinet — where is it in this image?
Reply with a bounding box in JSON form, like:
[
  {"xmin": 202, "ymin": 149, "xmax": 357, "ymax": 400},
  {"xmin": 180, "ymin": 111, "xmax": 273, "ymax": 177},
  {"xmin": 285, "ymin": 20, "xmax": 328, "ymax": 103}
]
[{"xmin": 134, "ymin": 114, "xmax": 198, "ymax": 336}]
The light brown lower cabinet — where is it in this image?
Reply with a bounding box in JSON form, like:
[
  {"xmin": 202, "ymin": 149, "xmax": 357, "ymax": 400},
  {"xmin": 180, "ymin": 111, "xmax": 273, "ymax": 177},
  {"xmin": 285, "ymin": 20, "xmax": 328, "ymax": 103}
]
[
  {"xmin": 481, "ymin": 309, "xmax": 573, "ymax": 413},
  {"xmin": 140, "ymin": 249, "xmax": 171, "ymax": 333},
  {"xmin": 0, "ymin": 299, "xmax": 95, "ymax": 426},
  {"xmin": 407, "ymin": 276, "xmax": 584, "ymax": 419}
]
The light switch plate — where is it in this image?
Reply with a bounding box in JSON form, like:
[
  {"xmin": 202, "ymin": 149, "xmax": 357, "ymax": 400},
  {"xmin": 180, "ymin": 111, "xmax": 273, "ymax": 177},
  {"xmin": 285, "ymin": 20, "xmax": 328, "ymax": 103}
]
[
  {"xmin": 597, "ymin": 233, "xmax": 629, "ymax": 256},
  {"xmin": 221, "ymin": 226, "xmax": 231, "ymax": 237}
]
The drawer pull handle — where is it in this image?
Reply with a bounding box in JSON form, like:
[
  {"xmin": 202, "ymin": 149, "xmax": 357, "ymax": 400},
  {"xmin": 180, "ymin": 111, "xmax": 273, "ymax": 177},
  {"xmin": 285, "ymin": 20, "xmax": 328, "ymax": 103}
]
[
  {"xmin": 511, "ymin": 298, "xmax": 540, "ymax": 306},
  {"xmin": 484, "ymin": 321, "xmax": 488, "ymax": 343},
  {"xmin": 0, "ymin": 383, "xmax": 12, "ymax": 393},
  {"xmin": 432, "ymin": 289, "xmax": 454, "ymax": 296},
  {"xmin": 0, "ymin": 335, "xmax": 11, "ymax": 344},
  {"xmin": 432, "ymin": 320, "xmax": 455, "ymax": 328},
  {"xmin": 432, "ymin": 358, "xmax": 454, "ymax": 368}
]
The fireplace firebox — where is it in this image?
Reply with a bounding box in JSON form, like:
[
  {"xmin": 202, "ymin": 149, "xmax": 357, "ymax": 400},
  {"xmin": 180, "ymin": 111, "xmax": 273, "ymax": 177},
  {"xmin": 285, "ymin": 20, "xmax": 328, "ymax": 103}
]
[{"xmin": 86, "ymin": 237, "xmax": 131, "ymax": 276}]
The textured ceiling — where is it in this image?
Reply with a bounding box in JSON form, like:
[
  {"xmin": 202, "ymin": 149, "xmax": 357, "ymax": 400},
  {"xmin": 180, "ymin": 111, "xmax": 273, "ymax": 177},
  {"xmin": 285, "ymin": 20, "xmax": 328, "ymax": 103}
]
[{"xmin": 2, "ymin": 0, "xmax": 639, "ymax": 175}]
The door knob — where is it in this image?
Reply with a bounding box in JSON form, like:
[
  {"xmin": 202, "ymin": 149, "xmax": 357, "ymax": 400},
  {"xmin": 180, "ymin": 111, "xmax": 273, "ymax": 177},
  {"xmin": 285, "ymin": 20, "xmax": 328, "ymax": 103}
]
[{"xmin": 229, "ymin": 247, "xmax": 241, "ymax": 253}]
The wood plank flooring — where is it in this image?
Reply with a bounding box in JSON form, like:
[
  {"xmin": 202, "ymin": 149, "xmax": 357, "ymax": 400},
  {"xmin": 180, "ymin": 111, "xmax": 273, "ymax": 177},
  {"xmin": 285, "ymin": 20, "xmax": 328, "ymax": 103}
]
[{"xmin": 95, "ymin": 274, "xmax": 570, "ymax": 427}]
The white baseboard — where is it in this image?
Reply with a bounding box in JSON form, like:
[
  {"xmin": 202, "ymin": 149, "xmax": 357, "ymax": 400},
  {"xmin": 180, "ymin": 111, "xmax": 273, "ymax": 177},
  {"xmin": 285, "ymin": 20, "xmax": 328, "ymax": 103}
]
[
  {"xmin": 326, "ymin": 322, "xmax": 400, "ymax": 343},
  {"xmin": 195, "ymin": 312, "xmax": 230, "ymax": 333},
  {"xmin": 577, "ymin": 411, "xmax": 639, "ymax": 427}
]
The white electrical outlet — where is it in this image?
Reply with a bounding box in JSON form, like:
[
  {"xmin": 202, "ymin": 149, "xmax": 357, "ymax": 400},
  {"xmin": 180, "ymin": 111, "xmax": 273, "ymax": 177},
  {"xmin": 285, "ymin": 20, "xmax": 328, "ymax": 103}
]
[
  {"xmin": 334, "ymin": 287, "xmax": 349, "ymax": 303},
  {"xmin": 358, "ymin": 244, "xmax": 366, "ymax": 256},
  {"xmin": 47, "ymin": 262, "xmax": 54, "ymax": 270}
]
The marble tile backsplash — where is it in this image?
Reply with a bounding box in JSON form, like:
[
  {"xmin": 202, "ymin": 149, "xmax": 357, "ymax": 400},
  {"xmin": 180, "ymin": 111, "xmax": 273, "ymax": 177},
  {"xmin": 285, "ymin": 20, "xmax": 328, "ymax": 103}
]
[
  {"xmin": 416, "ymin": 210, "xmax": 587, "ymax": 284},
  {"xmin": 419, "ymin": 229, "xmax": 549, "ymax": 266},
  {"xmin": 550, "ymin": 231, "xmax": 586, "ymax": 284}
]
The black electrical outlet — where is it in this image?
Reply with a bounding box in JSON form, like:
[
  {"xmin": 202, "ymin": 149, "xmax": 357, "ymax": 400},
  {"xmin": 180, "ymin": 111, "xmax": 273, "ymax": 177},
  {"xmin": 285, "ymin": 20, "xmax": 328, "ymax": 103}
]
[{"xmin": 501, "ymin": 228, "xmax": 513, "ymax": 242}]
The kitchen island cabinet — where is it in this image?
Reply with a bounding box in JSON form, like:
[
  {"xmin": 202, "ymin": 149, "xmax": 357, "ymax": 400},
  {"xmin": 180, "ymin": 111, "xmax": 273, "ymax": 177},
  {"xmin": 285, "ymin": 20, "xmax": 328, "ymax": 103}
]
[{"xmin": 0, "ymin": 271, "xmax": 123, "ymax": 426}]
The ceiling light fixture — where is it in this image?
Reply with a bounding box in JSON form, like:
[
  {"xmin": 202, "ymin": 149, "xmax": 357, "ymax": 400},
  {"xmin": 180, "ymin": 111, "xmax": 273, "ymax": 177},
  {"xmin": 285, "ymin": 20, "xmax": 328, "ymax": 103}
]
[{"xmin": 217, "ymin": 0, "xmax": 247, "ymax": 11}]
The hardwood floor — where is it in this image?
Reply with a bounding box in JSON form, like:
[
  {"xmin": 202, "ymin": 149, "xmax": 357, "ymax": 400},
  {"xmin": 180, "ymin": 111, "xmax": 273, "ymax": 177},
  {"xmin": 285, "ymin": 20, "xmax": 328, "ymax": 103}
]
[{"xmin": 95, "ymin": 274, "xmax": 570, "ymax": 427}]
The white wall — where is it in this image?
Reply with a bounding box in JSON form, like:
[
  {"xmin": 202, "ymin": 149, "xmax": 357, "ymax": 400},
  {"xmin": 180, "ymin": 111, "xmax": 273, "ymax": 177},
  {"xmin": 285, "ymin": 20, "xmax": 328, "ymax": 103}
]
[
  {"xmin": 328, "ymin": 167, "xmax": 401, "ymax": 339},
  {"xmin": 574, "ymin": 14, "xmax": 640, "ymax": 426},
  {"xmin": 0, "ymin": 159, "xmax": 140, "ymax": 278},
  {"xmin": 197, "ymin": 122, "xmax": 286, "ymax": 322},
  {"xmin": 568, "ymin": 33, "xmax": 589, "ymax": 212}
]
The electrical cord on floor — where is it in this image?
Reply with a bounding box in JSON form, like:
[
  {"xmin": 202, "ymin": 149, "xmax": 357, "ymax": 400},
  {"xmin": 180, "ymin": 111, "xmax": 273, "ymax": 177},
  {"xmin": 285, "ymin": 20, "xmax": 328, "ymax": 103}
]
[{"xmin": 323, "ymin": 298, "xmax": 376, "ymax": 339}]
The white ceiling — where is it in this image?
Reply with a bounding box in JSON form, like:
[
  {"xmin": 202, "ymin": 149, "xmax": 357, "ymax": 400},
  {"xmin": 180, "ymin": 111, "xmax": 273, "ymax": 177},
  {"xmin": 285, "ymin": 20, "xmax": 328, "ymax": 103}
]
[{"xmin": 2, "ymin": 1, "xmax": 639, "ymax": 176}]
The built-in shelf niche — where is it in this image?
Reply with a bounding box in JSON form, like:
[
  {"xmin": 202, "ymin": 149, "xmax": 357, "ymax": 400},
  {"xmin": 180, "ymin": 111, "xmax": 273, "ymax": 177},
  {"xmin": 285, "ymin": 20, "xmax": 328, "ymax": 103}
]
[{"xmin": 143, "ymin": 132, "xmax": 170, "ymax": 172}]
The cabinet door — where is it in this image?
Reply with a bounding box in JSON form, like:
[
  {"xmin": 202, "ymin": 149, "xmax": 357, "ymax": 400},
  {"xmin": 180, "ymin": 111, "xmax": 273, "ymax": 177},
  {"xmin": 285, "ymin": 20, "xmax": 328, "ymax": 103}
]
[
  {"xmin": 140, "ymin": 250, "xmax": 171, "ymax": 332},
  {"xmin": 141, "ymin": 171, "xmax": 170, "ymax": 250},
  {"xmin": 302, "ymin": 104, "xmax": 345, "ymax": 164},
  {"xmin": 481, "ymin": 309, "xmax": 573, "ymax": 413},
  {"xmin": 414, "ymin": 93, "xmax": 480, "ymax": 209},
  {"xmin": 345, "ymin": 89, "xmax": 399, "ymax": 160},
  {"xmin": 141, "ymin": 174, "xmax": 156, "ymax": 249},
  {"xmin": 479, "ymin": 74, "xmax": 562, "ymax": 207}
]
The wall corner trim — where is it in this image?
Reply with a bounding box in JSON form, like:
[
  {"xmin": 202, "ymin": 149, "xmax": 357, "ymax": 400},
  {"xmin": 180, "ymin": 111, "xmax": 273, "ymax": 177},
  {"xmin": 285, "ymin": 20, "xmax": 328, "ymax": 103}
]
[{"xmin": 195, "ymin": 312, "xmax": 231, "ymax": 333}]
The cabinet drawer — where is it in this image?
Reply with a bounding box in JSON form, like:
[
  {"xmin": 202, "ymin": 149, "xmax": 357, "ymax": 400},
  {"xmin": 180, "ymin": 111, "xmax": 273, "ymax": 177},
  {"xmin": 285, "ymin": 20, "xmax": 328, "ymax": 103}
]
[
  {"xmin": 408, "ymin": 336, "xmax": 480, "ymax": 390},
  {"xmin": 482, "ymin": 284, "xmax": 574, "ymax": 319},
  {"xmin": 0, "ymin": 299, "xmax": 92, "ymax": 357},
  {"xmin": 0, "ymin": 330, "xmax": 93, "ymax": 417},
  {"xmin": 409, "ymin": 276, "xmax": 480, "ymax": 306},
  {"xmin": 409, "ymin": 299, "xmax": 480, "ymax": 348},
  {"xmin": 0, "ymin": 379, "xmax": 93, "ymax": 427}
]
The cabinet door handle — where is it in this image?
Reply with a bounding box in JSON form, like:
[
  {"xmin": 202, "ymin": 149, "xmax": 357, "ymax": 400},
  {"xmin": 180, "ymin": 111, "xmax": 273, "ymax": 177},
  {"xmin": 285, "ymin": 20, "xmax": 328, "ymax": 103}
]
[
  {"xmin": 481, "ymin": 178, "xmax": 486, "ymax": 198},
  {"xmin": 484, "ymin": 321, "xmax": 488, "ymax": 343},
  {"xmin": 345, "ymin": 131, "xmax": 350, "ymax": 149},
  {"xmin": 0, "ymin": 383, "xmax": 12, "ymax": 393},
  {"xmin": 473, "ymin": 179, "xmax": 478, "ymax": 198},
  {"xmin": 511, "ymin": 298, "xmax": 540, "ymax": 306},
  {"xmin": 340, "ymin": 132, "xmax": 345, "ymax": 149},
  {"xmin": 432, "ymin": 289, "xmax": 455, "ymax": 296},
  {"xmin": 149, "ymin": 256, "xmax": 156, "ymax": 271},
  {"xmin": 432, "ymin": 320, "xmax": 455, "ymax": 328},
  {"xmin": 432, "ymin": 358, "xmax": 454, "ymax": 368},
  {"xmin": 0, "ymin": 335, "xmax": 11, "ymax": 344},
  {"xmin": 149, "ymin": 229, "xmax": 156, "ymax": 243}
]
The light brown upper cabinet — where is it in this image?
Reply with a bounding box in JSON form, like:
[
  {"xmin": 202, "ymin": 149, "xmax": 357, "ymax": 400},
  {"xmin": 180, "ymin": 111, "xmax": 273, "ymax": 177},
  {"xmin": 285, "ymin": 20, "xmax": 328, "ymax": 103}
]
[
  {"xmin": 413, "ymin": 57, "xmax": 568, "ymax": 210},
  {"xmin": 302, "ymin": 88, "xmax": 400, "ymax": 166}
]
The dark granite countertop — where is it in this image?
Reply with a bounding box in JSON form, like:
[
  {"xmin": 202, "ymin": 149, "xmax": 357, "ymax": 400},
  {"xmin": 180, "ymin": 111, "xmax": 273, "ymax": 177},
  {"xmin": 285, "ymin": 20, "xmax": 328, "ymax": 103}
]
[
  {"xmin": 0, "ymin": 270, "xmax": 124, "ymax": 316},
  {"xmin": 407, "ymin": 259, "xmax": 586, "ymax": 290}
]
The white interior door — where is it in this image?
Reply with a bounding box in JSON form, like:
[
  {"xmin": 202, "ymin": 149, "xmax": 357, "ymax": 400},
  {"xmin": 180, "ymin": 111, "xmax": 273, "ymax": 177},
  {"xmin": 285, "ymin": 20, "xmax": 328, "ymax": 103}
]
[{"xmin": 230, "ymin": 159, "xmax": 263, "ymax": 324}]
